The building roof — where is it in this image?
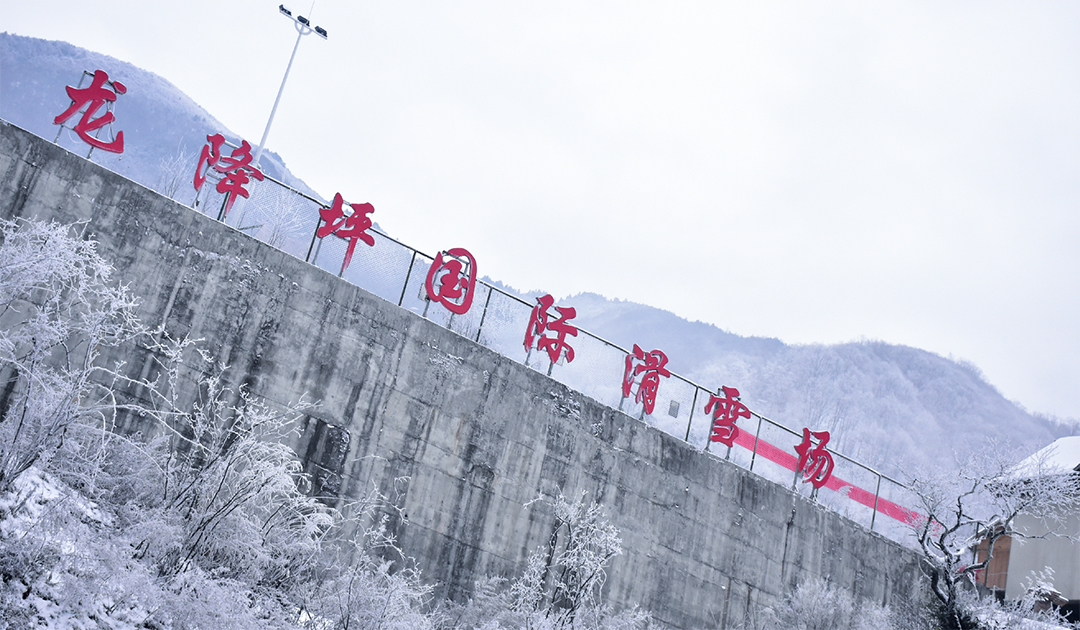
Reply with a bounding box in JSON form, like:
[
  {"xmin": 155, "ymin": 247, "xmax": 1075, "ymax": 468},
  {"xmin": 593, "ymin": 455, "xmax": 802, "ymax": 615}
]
[{"xmin": 1014, "ymin": 436, "xmax": 1080, "ymax": 478}]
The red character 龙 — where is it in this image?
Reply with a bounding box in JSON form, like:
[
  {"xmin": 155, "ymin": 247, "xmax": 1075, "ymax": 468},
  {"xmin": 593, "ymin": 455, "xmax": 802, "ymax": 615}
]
[
  {"xmin": 192, "ymin": 133, "xmax": 265, "ymax": 218},
  {"xmin": 53, "ymin": 69, "xmax": 127, "ymax": 153},
  {"xmin": 621, "ymin": 344, "xmax": 670, "ymax": 415},
  {"xmin": 794, "ymin": 427, "xmax": 835, "ymax": 489},
  {"xmin": 705, "ymin": 386, "xmax": 751, "ymax": 448},
  {"xmin": 524, "ymin": 293, "xmax": 578, "ymax": 365},
  {"xmin": 317, "ymin": 192, "xmax": 375, "ymax": 274},
  {"xmin": 424, "ymin": 248, "xmax": 477, "ymax": 315}
]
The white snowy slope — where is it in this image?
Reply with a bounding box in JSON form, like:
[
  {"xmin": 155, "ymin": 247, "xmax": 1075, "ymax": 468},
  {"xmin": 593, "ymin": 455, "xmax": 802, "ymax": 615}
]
[{"xmin": 2, "ymin": 32, "xmax": 1075, "ymax": 478}]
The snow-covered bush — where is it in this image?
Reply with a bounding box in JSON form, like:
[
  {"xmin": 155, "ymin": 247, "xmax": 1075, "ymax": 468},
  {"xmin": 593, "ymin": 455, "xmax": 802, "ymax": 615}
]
[
  {"xmin": 439, "ymin": 493, "xmax": 651, "ymax": 630},
  {"xmin": 0, "ymin": 218, "xmax": 142, "ymax": 494},
  {"xmin": 0, "ymin": 219, "xmax": 652, "ymax": 629},
  {"xmin": 742, "ymin": 577, "xmax": 900, "ymax": 630}
]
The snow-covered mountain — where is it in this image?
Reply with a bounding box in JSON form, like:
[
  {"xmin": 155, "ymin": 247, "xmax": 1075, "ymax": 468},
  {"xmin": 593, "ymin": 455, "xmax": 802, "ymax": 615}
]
[
  {"xmin": 0, "ymin": 32, "xmax": 319, "ymax": 201},
  {"xmin": 550, "ymin": 292, "xmax": 1076, "ymax": 475},
  {"xmin": 1, "ymin": 32, "xmax": 1074, "ymax": 478}
]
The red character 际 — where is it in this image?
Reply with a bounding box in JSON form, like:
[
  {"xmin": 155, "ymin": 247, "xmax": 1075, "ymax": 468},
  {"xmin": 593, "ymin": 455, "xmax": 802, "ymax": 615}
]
[
  {"xmin": 424, "ymin": 248, "xmax": 477, "ymax": 315},
  {"xmin": 317, "ymin": 192, "xmax": 375, "ymax": 274},
  {"xmin": 705, "ymin": 386, "xmax": 751, "ymax": 448},
  {"xmin": 193, "ymin": 133, "xmax": 265, "ymax": 218},
  {"xmin": 524, "ymin": 293, "xmax": 578, "ymax": 365},
  {"xmin": 794, "ymin": 427, "xmax": 835, "ymax": 489},
  {"xmin": 53, "ymin": 69, "xmax": 127, "ymax": 153},
  {"xmin": 621, "ymin": 344, "xmax": 670, "ymax": 415}
]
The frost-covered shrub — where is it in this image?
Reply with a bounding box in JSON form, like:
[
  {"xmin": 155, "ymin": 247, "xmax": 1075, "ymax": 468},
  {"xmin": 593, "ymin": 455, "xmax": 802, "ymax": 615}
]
[
  {"xmin": 438, "ymin": 493, "xmax": 651, "ymax": 630},
  {"xmin": 0, "ymin": 218, "xmax": 142, "ymax": 493},
  {"xmin": 748, "ymin": 578, "xmax": 898, "ymax": 630}
]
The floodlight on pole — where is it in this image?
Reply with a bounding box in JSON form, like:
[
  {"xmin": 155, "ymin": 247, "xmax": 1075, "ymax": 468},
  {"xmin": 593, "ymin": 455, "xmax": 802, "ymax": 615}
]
[{"xmin": 252, "ymin": 3, "xmax": 328, "ymax": 168}]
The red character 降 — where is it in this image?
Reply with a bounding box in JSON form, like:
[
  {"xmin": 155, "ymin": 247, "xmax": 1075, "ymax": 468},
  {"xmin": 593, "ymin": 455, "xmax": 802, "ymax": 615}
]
[
  {"xmin": 193, "ymin": 133, "xmax": 265, "ymax": 218},
  {"xmin": 53, "ymin": 69, "xmax": 127, "ymax": 153},
  {"xmin": 705, "ymin": 386, "xmax": 751, "ymax": 448},
  {"xmin": 795, "ymin": 427, "xmax": 835, "ymax": 489},
  {"xmin": 317, "ymin": 192, "xmax": 376, "ymax": 274},
  {"xmin": 424, "ymin": 248, "xmax": 477, "ymax": 315},
  {"xmin": 621, "ymin": 344, "xmax": 670, "ymax": 415},
  {"xmin": 523, "ymin": 293, "xmax": 578, "ymax": 365}
]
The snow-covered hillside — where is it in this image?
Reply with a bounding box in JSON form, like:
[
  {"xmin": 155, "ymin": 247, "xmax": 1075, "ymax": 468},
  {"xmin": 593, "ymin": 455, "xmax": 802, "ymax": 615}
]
[
  {"xmin": 1, "ymin": 32, "xmax": 1073, "ymax": 478},
  {"xmin": 0, "ymin": 32, "xmax": 318, "ymax": 200}
]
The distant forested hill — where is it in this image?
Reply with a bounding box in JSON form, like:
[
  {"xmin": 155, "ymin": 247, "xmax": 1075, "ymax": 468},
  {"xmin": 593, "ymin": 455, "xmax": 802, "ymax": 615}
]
[{"xmin": 2, "ymin": 32, "xmax": 1073, "ymax": 478}]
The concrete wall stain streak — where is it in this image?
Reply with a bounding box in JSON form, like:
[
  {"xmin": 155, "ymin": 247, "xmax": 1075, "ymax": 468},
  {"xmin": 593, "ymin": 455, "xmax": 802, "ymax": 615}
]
[{"xmin": 0, "ymin": 120, "xmax": 923, "ymax": 629}]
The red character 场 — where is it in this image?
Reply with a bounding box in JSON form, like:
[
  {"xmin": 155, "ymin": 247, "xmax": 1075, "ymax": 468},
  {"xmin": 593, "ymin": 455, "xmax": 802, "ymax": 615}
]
[
  {"xmin": 705, "ymin": 386, "xmax": 751, "ymax": 448},
  {"xmin": 424, "ymin": 248, "xmax": 477, "ymax": 315},
  {"xmin": 795, "ymin": 427, "xmax": 835, "ymax": 489},
  {"xmin": 621, "ymin": 344, "xmax": 670, "ymax": 415},
  {"xmin": 193, "ymin": 133, "xmax": 265, "ymax": 218},
  {"xmin": 524, "ymin": 294, "xmax": 578, "ymax": 365},
  {"xmin": 317, "ymin": 192, "xmax": 376, "ymax": 274},
  {"xmin": 53, "ymin": 69, "xmax": 127, "ymax": 153}
]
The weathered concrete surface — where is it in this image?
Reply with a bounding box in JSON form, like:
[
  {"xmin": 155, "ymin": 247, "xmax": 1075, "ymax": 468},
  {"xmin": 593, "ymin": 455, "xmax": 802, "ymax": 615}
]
[{"xmin": 0, "ymin": 120, "xmax": 923, "ymax": 629}]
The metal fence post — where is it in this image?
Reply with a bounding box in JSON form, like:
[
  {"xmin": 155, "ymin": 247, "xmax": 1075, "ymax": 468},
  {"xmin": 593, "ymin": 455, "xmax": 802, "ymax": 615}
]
[
  {"xmin": 749, "ymin": 415, "xmax": 763, "ymax": 472},
  {"xmin": 684, "ymin": 387, "xmax": 699, "ymax": 442},
  {"xmin": 474, "ymin": 286, "xmax": 493, "ymax": 344},
  {"xmin": 398, "ymin": 251, "xmax": 417, "ymax": 307},
  {"xmin": 871, "ymin": 474, "xmax": 882, "ymax": 531}
]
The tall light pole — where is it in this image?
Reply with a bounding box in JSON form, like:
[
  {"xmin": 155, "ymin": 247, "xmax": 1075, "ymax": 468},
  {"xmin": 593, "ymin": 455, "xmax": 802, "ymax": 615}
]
[{"xmin": 253, "ymin": 3, "xmax": 328, "ymax": 168}]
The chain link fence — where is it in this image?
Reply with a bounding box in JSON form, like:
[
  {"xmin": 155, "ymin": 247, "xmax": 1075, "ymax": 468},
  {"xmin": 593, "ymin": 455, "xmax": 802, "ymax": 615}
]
[{"xmin": 186, "ymin": 172, "xmax": 920, "ymax": 548}]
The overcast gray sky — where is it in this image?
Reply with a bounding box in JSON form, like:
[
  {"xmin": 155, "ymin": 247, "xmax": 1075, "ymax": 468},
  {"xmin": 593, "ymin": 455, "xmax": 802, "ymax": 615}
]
[{"xmin": 5, "ymin": 1, "xmax": 1079, "ymax": 419}]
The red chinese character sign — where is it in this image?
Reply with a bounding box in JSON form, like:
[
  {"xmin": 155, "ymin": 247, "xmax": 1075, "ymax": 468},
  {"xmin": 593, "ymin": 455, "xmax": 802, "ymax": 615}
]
[
  {"xmin": 706, "ymin": 386, "xmax": 751, "ymax": 448},
  {"xmin": 794, "ymin": 428, "xmax": 835, "ymax": 489},
  {"xmin": 621, "ymin": 344, "xmax": 671, "ymax": 415},
  {"xmin": 524, "ymin": 294, "xmax": 578, "ymax": 365},
  {"xmin": 53, "ymin": 69, "xmax": 127, "ymax": 154},
  {"xmin": 424, "ymin": 248, "xmax": 477, "ymax": 315},
  {"xmin": 193, "ymin": 133, "xmax": 265, "ymax": 219},
  {"xmin": 317, "ymin": 192, "xmax": 375, "ymax": 275}
]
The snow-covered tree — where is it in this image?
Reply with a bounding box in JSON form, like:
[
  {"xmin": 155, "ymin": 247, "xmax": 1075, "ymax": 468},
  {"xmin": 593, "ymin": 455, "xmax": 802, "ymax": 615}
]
[
  {"xmin": 906, "ymin": 447, "xmax": 1080, "ymax": 629},
  {"xmin": 0, "ymin": 218, "xmax": 142, "ymax": 493},
  {"xmin": 440, "ymin": 493, "xmax": 650, "ymax": 630}
]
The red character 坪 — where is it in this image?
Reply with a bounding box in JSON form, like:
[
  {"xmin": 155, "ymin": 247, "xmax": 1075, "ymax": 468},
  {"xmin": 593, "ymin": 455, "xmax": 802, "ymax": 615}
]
[
  {"xmin": 317, "ymin": 192, "xmax": 376, "ymax": 274},
  {"xmin": 53, "ymin": 69, "xmax": 127, "ymax": 153}
]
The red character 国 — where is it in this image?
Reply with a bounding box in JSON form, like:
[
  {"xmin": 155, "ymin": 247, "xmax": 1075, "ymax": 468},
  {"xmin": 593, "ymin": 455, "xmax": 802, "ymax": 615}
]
[
  {"xmin": 621, "ymin": 344, "xmax": 670, "ymax": 415},
  {"xmin": 317, "ymin": 192, "xmax": 375, "ymax": 274},
  {"xmin": 523, "ymin": 293, "xmax": 578, "ymax": 364},
  {"xmin": 192, "ymin": 133, "xmax": 265, "ymax": 218},
  {"xmin": 424, "ymin": 248, "xmax": 477, "ymax": 315},
  {"xmin": 53, "ymin": 69, "xmax": 127, "ymax": 153},
  {"xmin": 705, "ymin": 386, "xmax": 751, "ymax": 447},
  {"xmin": 795, "ymin": 427, "xmax": 835, "ymax": 489}
]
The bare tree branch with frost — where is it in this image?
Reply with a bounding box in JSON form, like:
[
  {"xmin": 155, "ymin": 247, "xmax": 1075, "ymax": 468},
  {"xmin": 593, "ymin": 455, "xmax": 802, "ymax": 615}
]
[
  {"xmin": 906, "ymin": 446, "xmax": 1080, "ymax": 629},
  {"xmin": 0, "ymin": 218, "xmax": 143, "ymax": 493}
]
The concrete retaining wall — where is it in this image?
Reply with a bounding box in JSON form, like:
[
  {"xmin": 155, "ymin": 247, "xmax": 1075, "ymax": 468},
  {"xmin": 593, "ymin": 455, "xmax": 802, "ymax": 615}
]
[{"xmin": 0, "ymin": 120, "xmax": 923, "ymax": 629}]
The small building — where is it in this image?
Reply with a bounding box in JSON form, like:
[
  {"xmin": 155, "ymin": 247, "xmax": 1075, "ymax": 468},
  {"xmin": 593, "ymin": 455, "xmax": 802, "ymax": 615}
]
[{"xmin": 975, "ymin": 435, "xmax": 1080, "ymax": 619}]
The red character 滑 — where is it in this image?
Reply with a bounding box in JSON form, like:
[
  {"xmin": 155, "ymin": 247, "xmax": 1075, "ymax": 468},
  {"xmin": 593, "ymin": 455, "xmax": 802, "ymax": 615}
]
[
  {"xmin": 524, "ymin": 293, "xmax": 578, "ymax": 365},
  {"xmin": 53, "ymin": 69, "xmax": 127, "ymax": 153},
  {"xmin": 424, "ymin": 248, "xmax": 477, "ymax": 315},
  {"xmin": 621, "ymin": 344, "xmax": 670, "ymax": 415},
  {"xmin": 193, "ymin": 133, "xmax": 265, "ymax": 218},
  {"xmin": 795, "ymin": 427, "xmax": 835, "ymax": 489},
  {"xmin": 705, "ymin": 386, "xmax": 751, "ymax": 448},
  {"xmin": 317, "ymin": 192, "xmax": 375, "ymax": 274}
]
